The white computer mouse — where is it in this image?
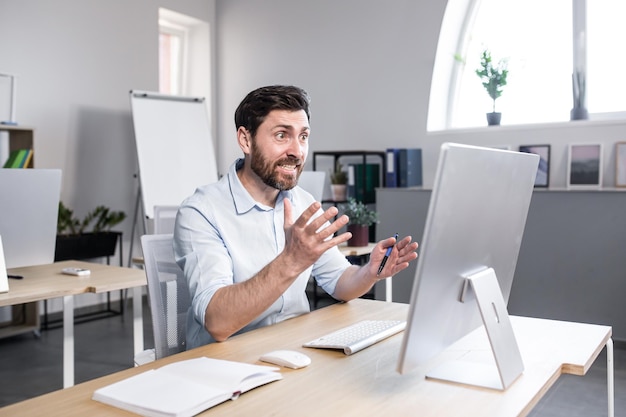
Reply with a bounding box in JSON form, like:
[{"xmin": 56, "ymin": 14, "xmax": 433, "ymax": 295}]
[{"xmin": 259, "ymin": 350, "xmax": 311, "ymax": 369}]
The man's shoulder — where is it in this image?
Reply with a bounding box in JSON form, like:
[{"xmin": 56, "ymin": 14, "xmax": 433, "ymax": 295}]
[{"xmin": 183, "ymin": 177, "xmax": 229, "ymax": 207}]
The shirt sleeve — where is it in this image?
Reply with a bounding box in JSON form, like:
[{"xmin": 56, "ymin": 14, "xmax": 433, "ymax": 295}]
[
  {"xmin": 312, "ymin": 245, "xmax": 352, "ymax": 297},
  {"xmin": 173, "ymin": 201, "xmax": 234, "ymax": 330}
]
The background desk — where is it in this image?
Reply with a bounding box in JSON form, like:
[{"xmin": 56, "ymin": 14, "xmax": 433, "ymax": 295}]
[
  {"xmin": 0, "ymin": 260, "xmax": 146, "ymax": 388},
  {"xmin": 0, "ymin": 299, "xmax": 612, "ymax": 416}
]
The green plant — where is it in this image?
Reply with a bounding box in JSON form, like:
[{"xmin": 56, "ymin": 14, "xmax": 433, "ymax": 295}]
[
  {"xmin": 475, "ymin": 49, "xmax": 509, "ymax": 113},
  {"xmin": 57, "ymin": 201, "xmax": 126, "ymax": 235},
  {"xmin": 339, "ymin": 197, "xmax": 379, "ymax": 227},
  {"xmin": 329, "ymin": 162, "xmax": 348, "ymax": 185}
]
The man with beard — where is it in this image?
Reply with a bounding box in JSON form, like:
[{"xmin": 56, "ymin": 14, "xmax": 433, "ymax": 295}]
[{"xmin": 174, "ymin": 85, "xmax": 418, "ymax": 348}]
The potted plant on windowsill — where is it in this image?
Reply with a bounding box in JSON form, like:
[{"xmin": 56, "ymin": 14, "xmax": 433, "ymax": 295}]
[
  {"xmin": 339, "ymin": 197, "xmax": 379, "ymax": 247},
  {"xmin": 329, "ymin": 161, "xmax": 348, "ymax": 201},
  {"xmin": 475, "ymin": 48, "xmax": 509, "ymax": 126},
  {"xmin": 55, "ymin": 202, "xmax": 127, "ymax": 261}
]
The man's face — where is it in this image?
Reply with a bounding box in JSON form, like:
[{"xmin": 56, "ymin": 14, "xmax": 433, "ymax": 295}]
[{"xmin": 248, "ymin": 109, "xmax": 310, "ymax": 191}]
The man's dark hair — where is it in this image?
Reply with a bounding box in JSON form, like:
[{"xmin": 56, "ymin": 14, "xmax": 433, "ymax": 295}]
[{"xmin": 234, "ymin": 85, "xmax": 311, "ymax": 137}]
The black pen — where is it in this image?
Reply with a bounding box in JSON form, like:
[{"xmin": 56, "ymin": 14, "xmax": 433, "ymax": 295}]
[
  {"xmin": 377, "ymin": 233, "xmax": 398, "ymax": 276},
  {"xmin": 8, "ymin": 274, "xmax": 23, "ymax": 280}
]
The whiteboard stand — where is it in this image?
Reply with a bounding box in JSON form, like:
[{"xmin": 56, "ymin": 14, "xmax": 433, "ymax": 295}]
[
  {"xmin": 129, "ymin": 90, "xmax": 218, "ymax": 218},
  {"xmin": 127, "ymin": 176, "xmax": 147, "ymax": 267},
  {"xmin": 128, "ymin": 90, "xmax": 218, "ymax": 266}
]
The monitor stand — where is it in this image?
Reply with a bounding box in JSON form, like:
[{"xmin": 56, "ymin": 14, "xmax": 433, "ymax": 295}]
[{"xmin": 426, "ymin": 268, "xmax": 524, "ymax": 390}]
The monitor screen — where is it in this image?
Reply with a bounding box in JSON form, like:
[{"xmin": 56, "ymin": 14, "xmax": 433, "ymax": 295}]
[
  {"xmin": 0, "ymin": 169, "xmax": 62, "ymax": 269},
  {"xmin": 297, "ymin": 171, "xmax": 327, "ymax": 202},
  {"xmin": 397, "ymin": 143, "xmax": 538, "ymax": 383}
]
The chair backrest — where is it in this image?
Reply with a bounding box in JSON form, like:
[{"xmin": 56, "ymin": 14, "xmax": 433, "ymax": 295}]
[
  {"xmin": 153, "ymin": 205, "xmax": 179, "ymax": 234},
  {"xmin": 140, "ymin": 233, "xmax": 190, "ymax": 359}
]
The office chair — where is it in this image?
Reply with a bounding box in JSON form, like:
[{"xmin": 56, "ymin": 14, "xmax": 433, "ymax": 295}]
[
  {"xmin": 129, "ymin": 206, "xmax": 179, "ymax": 324},
  {"xmin": 135, "ymin": 234, "xmax": 190, "ymax": 364},
  {"xmin": 153, "ymin": 205, "xmax": 179, "ymax": 234}
]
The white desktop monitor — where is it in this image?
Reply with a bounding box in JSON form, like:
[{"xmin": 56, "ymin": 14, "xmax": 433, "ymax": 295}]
[
  {"xmin": 0, "ymin": 169, "xmax": 62, "ymax": 268},
  {"xmin": 396, "ymin": 143, "xmax": 539, "ymax": 390}
]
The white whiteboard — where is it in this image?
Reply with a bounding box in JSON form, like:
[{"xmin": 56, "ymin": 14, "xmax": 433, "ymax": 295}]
[{"xmin": 130, "ymin": 91, "xmax": 218, "ymax": 219}]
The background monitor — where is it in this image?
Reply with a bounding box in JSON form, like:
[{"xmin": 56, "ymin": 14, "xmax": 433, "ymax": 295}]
[
  {"xmin": 0, "ymin": 236, "xmax": 8, "ymax": 293},
  {"xmin": 397, "ymin": 143, "xmax": 538, "ymax": 384},
  {"xmin": 297, "ymin": 171, "xmax": 327, "ymax": 202},
  {"xmin": 0, "ymin": 169, "xmax": 62, "ymax": 268}
]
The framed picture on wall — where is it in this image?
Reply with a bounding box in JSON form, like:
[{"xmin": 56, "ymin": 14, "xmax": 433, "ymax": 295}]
[
  {"xmin": 519, "ymin": 144, "xmax": 550, "ymax": 188},
  {"xmin": 615, "ymin": 142, "xmax": 626, "ymax": 187},
  {"xmin": 567, "ymin": 144, "xmax": 603, "ymax": 189}
]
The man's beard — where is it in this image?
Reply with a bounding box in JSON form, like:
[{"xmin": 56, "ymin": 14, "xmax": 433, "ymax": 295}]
[{"xmin": 250, "ymin": 145, "xmax": 302, "ymax": 191}]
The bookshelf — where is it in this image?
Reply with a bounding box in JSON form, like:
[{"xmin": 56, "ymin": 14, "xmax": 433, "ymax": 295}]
[
  {"xmin": 312, "ymin": 150, "xmax": 386, "ymax": 203},
  {"xmin": 1, "ymin": 125, "xmax": 34, "ymax": 167},
  {"xmin": 0, "ymin": 125, "xmax": 38, "ymax": 339},
  {"xmin": 312, "ymin": 150, "xmax": 385, "ymax": 244}
]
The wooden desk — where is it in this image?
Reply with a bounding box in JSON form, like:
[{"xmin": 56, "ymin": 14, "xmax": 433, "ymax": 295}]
[
  {"xmin": 338, "ymin": 242, "xmax": 376, "ymax": 257},
  {"xmin": 0, "ymin": 260, "xmax": 146, "ymax": 388},
  {"xmin": 0, "ymin": 299, "xmax": 612, "ymax": 416}
]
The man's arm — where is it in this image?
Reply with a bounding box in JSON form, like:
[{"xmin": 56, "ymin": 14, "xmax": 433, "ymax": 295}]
[
  {"xmin": 205, "ymin": 199, "xmax": 351, "ymax": 341},
  {"xmin": 332, "ymin": 235, "xmax": 418, "ymax": 302}
]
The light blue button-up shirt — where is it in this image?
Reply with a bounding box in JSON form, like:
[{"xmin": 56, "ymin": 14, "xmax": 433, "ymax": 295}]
[{"xmin": 174, "ymin": 159, "xmax": 351, "ymax": 349}]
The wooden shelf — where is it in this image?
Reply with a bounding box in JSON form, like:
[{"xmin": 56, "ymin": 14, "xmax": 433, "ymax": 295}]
[
  {"xmin": 312, "ymin": 150, "xmax": 386, "ymax": 204},
  {"xmin": 0, "ymin": 126, "xmax": 38, "ymax": 338},
  {"xmin": 1, "ymin": 125, "xmax": 34, "ymax": 167}
]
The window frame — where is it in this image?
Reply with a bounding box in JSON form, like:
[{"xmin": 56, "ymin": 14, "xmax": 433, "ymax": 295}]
[
  {"xmin": 428, "ymin": 0, "xmax": 626, "ymax": 131},
  {"xmin": 159, "ymin": 20, "xmax": 188, "ymax": 95}
]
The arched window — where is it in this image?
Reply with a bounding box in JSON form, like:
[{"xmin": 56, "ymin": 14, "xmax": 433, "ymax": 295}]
[{"xmin": 428, "ymin": 0, "xmax": 626, "ymax": 130}]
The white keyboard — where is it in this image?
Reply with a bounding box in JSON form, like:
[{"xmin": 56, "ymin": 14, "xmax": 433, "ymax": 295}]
[{"xmin": 303, "ymin": 320, "xmax": 406, "ymax": 355}]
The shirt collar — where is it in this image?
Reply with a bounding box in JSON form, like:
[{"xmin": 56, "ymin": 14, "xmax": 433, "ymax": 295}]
[{"xmin": 228, "ymin": 158, "xmax": 293, "ymax": 214}]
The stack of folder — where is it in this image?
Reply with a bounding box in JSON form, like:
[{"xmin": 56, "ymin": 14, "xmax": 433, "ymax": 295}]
[{"xmin": 385, "ymin": 148, "xmax": 422, "ymax": 188}]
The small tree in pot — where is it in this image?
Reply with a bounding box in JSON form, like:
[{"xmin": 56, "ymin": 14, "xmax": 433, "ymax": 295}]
[
  {"xmin": 475, "ymin": 49, "xmax": 508, "ymax": 126},
  {"xmin": 329, "ymin": 162, "xmax": 348, "ymax": 201}
]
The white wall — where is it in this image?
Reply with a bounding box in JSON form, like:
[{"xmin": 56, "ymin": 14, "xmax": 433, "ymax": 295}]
[
  {"xmin": 214, "ymin": 0, "xmax": 626, "ymax": 188},
  {"xmin": 2, "ymin": 0, "xmax": 625, "ymax": 312},
  {"xmin": 0, "ymin": 0, "xmax": 216, "ymax": 311},
  {"xmin": 0, "ymin": 0, "xmax": 215, "ymax": 240},
  {"xmin": 214, "ymin": 0, "xmax": 447, "ymax": 174},
  {"xmin": 424, "ymin": 119, "xmax": 626, "ymax": 189},
  {"xmin": 213, "ymin": 0, "xmax": 626, "ymax": 334}
]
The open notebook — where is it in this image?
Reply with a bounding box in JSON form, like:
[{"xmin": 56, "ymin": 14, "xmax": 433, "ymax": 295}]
[{"xmin": 93, "ymin": 357, "xmax": 282, "ymax": 417}]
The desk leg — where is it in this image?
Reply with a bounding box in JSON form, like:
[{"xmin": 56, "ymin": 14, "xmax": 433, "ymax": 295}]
[
  {"xmin": 607, "ymin": 338, "xmax": 614, "ymax": 417},
  {"xmin": 63, "ymin": 295, "xmax": 74, "ymax": 388},
  {"xmin": 132, "ymin": 286, "xmax": 144, "ymax": 355},
  {"xmin": 385, "ymin": 279, "xmax": 393, "ymax": 302}
]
